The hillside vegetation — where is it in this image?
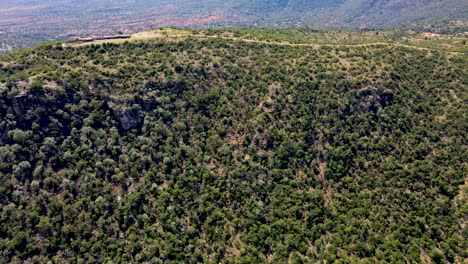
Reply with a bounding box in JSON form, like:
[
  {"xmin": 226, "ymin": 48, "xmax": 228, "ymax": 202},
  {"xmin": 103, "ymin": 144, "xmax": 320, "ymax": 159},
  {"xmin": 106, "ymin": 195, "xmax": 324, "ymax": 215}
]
[{"xmin": 0, "ymin": 28, "xmax": 467, "ymax": 263}]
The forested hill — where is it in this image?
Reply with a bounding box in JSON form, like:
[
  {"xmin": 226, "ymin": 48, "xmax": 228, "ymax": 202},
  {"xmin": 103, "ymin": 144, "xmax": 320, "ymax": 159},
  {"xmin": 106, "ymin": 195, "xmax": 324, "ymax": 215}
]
[{"xmin": 0, "ymin": 29, "xmax": 466, "ymax": 263}]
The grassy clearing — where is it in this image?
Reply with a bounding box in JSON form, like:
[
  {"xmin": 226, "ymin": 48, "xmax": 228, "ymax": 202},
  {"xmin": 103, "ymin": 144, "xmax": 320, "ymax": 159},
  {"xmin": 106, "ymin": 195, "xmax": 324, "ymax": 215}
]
[
  {"xmin": 71, "ymin": 28, "xmax": 192, "ymax": 47},
  {"xmin": 67, "ymin": 28, "xmax": 467, "ymax": 54}
]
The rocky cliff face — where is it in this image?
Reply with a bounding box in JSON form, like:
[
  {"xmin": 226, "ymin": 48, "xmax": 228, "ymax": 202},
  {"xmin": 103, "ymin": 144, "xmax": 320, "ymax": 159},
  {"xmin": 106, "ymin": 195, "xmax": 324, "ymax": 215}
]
[{"xmin": 113, "ymin": 106, "xmax": 143, "ymax": 131}]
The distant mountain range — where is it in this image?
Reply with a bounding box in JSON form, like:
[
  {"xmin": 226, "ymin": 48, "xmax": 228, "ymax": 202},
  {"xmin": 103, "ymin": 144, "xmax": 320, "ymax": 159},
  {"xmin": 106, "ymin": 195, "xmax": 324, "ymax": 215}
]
[
  {"xmin": 216, "ymin": 0, "xmax": 467, "ymax": 28},
  {"xmin": 0, "ymin": 0, "xmax": 467, "ymax": 53}
]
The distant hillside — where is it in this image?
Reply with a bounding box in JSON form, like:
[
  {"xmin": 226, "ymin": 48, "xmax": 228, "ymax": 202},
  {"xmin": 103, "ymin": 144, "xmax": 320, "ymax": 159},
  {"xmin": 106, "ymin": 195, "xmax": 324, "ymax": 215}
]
[
  {"xmin": 0, "ymin": 0, "xmax": 467, "ymax": 53},
  {"xmin": 223, "ymin": 0, "xmax": 468, "ymax": 28}
]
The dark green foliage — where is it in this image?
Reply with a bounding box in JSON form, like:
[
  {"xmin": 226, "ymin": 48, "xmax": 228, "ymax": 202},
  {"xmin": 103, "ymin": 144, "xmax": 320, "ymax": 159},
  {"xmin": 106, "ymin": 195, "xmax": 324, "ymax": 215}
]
[{"xmin": 0, "ymin": 29, "xmax": 466, "ymax": 263}]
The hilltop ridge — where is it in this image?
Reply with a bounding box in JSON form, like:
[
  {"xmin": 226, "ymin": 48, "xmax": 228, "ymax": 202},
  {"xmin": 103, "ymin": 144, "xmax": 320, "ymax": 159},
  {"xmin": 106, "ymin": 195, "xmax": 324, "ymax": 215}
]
[{"xmin": 59, "ymin": 28, "xmax": 468, "ymax": 54}]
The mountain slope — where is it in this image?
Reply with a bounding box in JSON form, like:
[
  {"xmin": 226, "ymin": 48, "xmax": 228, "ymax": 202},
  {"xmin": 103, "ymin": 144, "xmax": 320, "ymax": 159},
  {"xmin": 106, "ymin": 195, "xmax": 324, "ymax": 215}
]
[
  {"xmin": 0, "ymin": 29, "xmax": 466, "ymax": 263},
  {"xmin": 335, "ymin": 0, "xmax": 468, "ymax": 27}
]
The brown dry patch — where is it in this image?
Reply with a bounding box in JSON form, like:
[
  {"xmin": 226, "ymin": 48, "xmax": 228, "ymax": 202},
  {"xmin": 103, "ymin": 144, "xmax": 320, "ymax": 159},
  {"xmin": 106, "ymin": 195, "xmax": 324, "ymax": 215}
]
[
  {"xmin": 257, "ymin": 82, "xmax": 280, "ymax": 110},
  {"xmin": 113, "ymin": 185, "xmax": 123, "ymax": 199},
  {"xmin": 323, "ymin": 185, "xmax": 333, "ymax": 207},
  {"xmin": 307, "ymin": 241, "xmax": 317, "ymax": 257},
  {"xmin": 257, "ymin": 96, "xmax": 274, "ymax": 113},
  {"xmin": 449, "ymin": 89, "xmax": 462, "ymax": 103},
  {"xmin": 435, "ymin": 114, "xmax": 447, "ymax": 122},
  {"xmin": 206, "ymin": 161, "xmax": 217, "ymax": 170},
  {"xmin": 421, "ymin": 32, "xmax": 442, "ymax": 38},
  {"xmin": 127, "ymin": 182, "xmax": 136, "ymax": 194},
  {"xmin": 226, "ymin": 132, "xmax": 245, "ymax": 148},
  {"xmin": 268, "ymin": 82, "xmax": 281, "ymax": 93},
  {"xmin": 296, "ymin": 169, "xmax": 308, "ymax": 184},
  {"xmin": 318, "ymin": 162, "xmax": 326, "ymax": 181},
  {"xmin": 338, "ymin": 57, "xmax": 352, "ymax": 68},
  {"xmin": 454, "ymin": 177, "xmax": 468, "ymax": 206},
  {"xmin": 226, "ymin": 234, "xmax": 244, "ymax": 258},
  {"xmin": 44, "ymin": 81, "xmax": 58, "ymax": 90},
  {"xmin": 70, "ymin": 28, "xmax": 192, "ymax": 47},
  {"xmin": 217, "ymin": 166, "xmax": 225, "ymax": 176},
  {"xmin": 16, "ymin": 80, "xmax": 30, "ymax": 89},
  {"xmin": 318, "ymin": 161, "xmax": 335, "ymax": 208},
  {"xmin": 452, "ymin": 20, "xmax": 468, "ymax": 27},
  {"xmin": 158, "ymin": 181, "xmax": 169, "ymax": 192}
]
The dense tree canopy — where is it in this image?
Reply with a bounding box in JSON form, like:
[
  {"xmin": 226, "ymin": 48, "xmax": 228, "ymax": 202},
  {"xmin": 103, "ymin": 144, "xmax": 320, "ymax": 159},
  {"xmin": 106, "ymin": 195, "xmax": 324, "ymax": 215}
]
[{"xmin": 0, "ymin": 29, "xmax": 466, "ymax": 263}]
